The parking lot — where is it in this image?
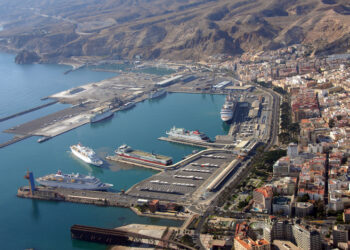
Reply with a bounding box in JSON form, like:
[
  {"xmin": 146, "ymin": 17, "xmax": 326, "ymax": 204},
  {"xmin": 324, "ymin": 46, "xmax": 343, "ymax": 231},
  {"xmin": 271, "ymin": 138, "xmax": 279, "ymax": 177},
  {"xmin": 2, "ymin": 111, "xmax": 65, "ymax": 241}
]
[{"xmin": 126, "ymin": 151, "xmax": 235, "ymax": 202}]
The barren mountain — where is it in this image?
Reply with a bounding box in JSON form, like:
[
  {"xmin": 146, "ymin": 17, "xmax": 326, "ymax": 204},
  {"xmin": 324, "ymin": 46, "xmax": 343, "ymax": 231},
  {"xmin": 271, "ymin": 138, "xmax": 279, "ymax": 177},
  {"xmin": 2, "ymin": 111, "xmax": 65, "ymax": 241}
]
[{"xmin": 0, "ymin": 0, "xmax": 349, "ymax": 63}]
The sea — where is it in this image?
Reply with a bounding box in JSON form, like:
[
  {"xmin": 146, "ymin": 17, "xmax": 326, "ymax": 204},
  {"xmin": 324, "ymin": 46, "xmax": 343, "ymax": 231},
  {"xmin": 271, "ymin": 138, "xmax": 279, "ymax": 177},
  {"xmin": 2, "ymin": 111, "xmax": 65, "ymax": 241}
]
[{"xmin": 0, "ymin": 53, "xmax": 228, "ymax": 249}]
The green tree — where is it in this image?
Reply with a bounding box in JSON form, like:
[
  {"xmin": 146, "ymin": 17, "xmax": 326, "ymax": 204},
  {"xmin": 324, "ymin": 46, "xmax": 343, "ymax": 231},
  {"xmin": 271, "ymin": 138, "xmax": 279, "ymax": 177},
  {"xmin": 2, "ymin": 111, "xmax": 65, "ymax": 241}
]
[
  {"xmin": 297, "ymin": 193, "xmax": 310, "ymax": 202},
  {"xmin": 181, "ymin": 234, "xmax": 194, "ymax": 246}
]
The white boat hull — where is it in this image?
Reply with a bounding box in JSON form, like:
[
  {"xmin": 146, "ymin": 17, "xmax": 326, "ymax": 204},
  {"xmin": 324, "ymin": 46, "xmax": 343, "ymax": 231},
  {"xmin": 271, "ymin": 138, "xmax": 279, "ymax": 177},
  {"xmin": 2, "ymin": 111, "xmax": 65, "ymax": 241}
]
[{"xmin": 36, "ymin": 180, "xmax": 112, "ymax": 190}]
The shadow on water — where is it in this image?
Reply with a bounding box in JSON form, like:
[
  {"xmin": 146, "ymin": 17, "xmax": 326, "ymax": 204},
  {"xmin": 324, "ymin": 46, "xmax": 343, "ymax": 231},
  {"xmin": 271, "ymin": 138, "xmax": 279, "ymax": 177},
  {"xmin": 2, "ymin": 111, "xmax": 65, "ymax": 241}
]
[
  {"xmin": 221, "ymin": 121, "xmax": 231, "ymax": 133},
  {"xmin": 71, "ymin": 239, "xmax": 106, "ymax": 250},
  {"xmin": 31, "ymin": 200, "xmax": 40, "ymax": 221}
]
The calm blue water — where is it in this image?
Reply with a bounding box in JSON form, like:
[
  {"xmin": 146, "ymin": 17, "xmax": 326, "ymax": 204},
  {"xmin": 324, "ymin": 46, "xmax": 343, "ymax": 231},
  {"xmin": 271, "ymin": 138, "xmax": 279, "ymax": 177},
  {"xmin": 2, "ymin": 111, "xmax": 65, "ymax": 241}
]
[
  {"xmin": 0, "ymin": 53, "xmax": 116, "ymax": 117},
  {"xmin": 0, "ymin": 53, "xmax": 227, "ymax": 249}
]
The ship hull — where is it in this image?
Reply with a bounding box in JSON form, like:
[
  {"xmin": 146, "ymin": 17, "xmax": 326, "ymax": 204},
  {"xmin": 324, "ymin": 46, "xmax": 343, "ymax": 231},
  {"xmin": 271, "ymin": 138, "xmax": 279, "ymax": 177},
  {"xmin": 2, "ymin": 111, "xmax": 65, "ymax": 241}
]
[
  {"xmin": 220, "ymin": 113, "xmax": 233, "ymax": 122},
  {"xmin": 90, "ymin": 111, "xmax": 113, "ymax": 123},
  {"xmin": 149, "ymin": 90, "xmax": 166, "ymax": 99},
  {"xmin": 120, "ymin": 102, "xmax": 135, "ymax": 111},
  {"xmin": 36, "ymin": 180, "xmax": 111, "ymax": 191},
  {"xmin": 166, "ymin": 132, "xmax": 209, "ymax": 142}
]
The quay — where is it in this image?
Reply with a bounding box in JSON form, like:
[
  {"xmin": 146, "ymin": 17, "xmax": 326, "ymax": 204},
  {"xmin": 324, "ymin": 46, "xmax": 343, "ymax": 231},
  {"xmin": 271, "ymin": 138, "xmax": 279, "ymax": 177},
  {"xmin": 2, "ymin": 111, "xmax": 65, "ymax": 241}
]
[
  {"xmin": 0, "ymin": 100, "xmax": 58, "ymax": 123},
  {"xmin": 106, "ymin": 155, "xmax": 169, "ymax": 171},
  {"xmin": 17, "ymin": 186, "xmax": 137, "ymax": 208},
  {"xmin": 70, "ymin": 224, "xmax": 195, "ymax": 249},
  {"xmin": 17, "ymin": 148, "xmax": 241, "ymax": 207},
  {"xmin": 0, "ymin": 135, "xmax": 31, "ymax": 149},
  {"xmin": 158, "ymin": 136, "xmax": 234, "ymax": 149}
]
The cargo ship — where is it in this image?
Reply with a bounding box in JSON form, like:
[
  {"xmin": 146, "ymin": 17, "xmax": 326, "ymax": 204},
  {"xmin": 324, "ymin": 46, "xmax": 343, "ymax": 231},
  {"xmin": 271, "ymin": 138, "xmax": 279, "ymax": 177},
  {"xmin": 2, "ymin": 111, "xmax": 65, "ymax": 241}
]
[
  {"xmin": 70, "ymin": 143, "xmax": 103, "ymax": 167},
  {"xmin": 90, "ymin": 108, "xmax": 114, "ymax": 123},
  {"xmin": 220, "ymin": 94, "xmax": 237, "ymax": 122},
  {"xmin": 149, "ymin": 89, "xmax": 166, "ymax": 99},
  {"xmin": 166, "ymin": 126, "xmax": 210, "ymax": 142},
  {"xmin": 115, "ymin": 144, "xmax": 172, "ymax": 166},
  {"xmin": 36, "ymin": 170, "xmax": 113, "ymax": 190}
]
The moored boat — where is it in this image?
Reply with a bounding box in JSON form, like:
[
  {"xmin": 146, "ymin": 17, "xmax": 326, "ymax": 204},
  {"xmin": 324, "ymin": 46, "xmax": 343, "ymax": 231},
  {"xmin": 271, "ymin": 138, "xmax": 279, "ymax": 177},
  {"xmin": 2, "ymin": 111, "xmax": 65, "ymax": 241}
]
[
  {"xmin": 149, "ymin": 89, "xmax": 166, "ymax": 99},
  {"xmin": 120, "ymin": 102, "xmax": 135, "ymax": 111},
  {"xmin": 70, "ymin": 143, "xmax": 103, "ymax": 166},
  {"xmin": 90, "ymin": 108, "xmax": 114, "ymax": 123},
  {"xmin": 36, "ymin": 170, "xmax": 113, "ymax": 190},
  {"xmin": 220, "ymin": 94, "xmax": 237, "ymax": 122},
  {"xmin": 166, "ymin": 126, "xmax": 210, "ymax": 142},
  {"xmin": 115, "ymin": 144, "xmax": 172, "ymax": 166}
]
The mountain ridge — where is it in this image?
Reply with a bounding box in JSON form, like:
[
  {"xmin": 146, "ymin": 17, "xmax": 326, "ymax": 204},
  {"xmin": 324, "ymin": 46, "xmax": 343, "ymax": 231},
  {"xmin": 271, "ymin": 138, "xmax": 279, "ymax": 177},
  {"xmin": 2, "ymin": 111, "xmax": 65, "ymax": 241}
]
[{"xmin": 0, "ymin": 0, "xmax": 349, "ymax": 63}]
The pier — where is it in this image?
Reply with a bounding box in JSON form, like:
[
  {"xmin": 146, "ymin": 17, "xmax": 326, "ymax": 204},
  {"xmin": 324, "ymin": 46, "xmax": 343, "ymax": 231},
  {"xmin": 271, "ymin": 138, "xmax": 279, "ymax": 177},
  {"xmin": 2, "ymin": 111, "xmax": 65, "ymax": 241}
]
[
  {"xmin": 106, "ymin": 155, "xmax": 169, "ymax": 171},
  {"xmin": 0, "ymin": 100, "xmax": 58, "ymax": 123},
  {"xmin": 71, "ymin": 224, "xmax": 195, "ymax": 249},
  {"xmin": 0, "ymin": 135, "xmax": 31, "ymax": 149},
  {"xmin": 17, "ymin": 149, "xmax": 240, "ymax": 207},
  {"xmin": 17, "ymin": 186, "xmax": 137, "ymax": 207},
  {"xmin": 158, "ymin": 136, "xmax": 233, "ymax": 149}
]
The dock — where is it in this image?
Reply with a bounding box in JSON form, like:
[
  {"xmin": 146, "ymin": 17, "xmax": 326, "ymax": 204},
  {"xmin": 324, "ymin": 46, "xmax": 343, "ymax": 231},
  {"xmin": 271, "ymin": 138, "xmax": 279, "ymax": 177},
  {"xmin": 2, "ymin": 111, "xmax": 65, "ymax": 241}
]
[
  {"xmin": 0, "ymin": 100, "xmax": 58, "ymax": 123},
  {"xmin": 70, "ymin": 224, "xmax": 195, "ymax": 249},
  {"xmin": 106, "ymin": 155, "xmax": 169, "ymax": 171},
  {"xmin": 17, "ymin": 186, "xmax": 137, "ymax": 207},
  {"xmin": 158, "ymin": 136, "xmax": 233, "ymax": 149},
  {"xmin": 0, "ymin": 135, "xmax": 31, "ymax": 149}
]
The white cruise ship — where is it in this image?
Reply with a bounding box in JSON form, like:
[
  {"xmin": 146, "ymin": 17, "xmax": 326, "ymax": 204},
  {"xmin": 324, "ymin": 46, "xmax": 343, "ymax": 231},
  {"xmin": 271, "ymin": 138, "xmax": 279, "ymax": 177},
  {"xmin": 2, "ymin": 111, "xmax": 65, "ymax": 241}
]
[
  {"xmin": 220, "ymin": 94, "xmax": 237, "ymax": 122},
  {"xmin": 90, "ymin": 108, "xmax": 113, "ymax": 123},
  {"xmin": 149, "ymin": 89, "xmax": 166, "ymax": 99},
  {"xmin": 166, "ymin": 126, "xmax": 210, "ymax": 142},
  {"xmin": 70, "ymin": 144, "xmax": 103, "ymax": 166},
  {"xmin": 36, "ymin": 170, "xmax": 113, "ymax": 190}
]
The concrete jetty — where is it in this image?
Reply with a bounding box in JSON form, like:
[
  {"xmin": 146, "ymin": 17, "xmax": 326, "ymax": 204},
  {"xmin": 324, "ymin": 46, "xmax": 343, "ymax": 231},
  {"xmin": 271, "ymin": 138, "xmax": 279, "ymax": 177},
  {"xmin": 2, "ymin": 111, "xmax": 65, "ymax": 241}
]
[
  {"xmin": 17, "ymin": 186, "xmax": 137, "ymax": 207},
  {"xmin": 158, "ymin": 136, "xmax": 233, "ymax": 149},
  {"xmin": 0, "ymin": 135, "xmax": 31, "ymax": 149},
  {"xmin": 0, "ymin": 100, "xmax": 58, "ymax": 123},
  {"xmin": 106, "ymin": 155, "xmax": 169, "ymax": 171}
]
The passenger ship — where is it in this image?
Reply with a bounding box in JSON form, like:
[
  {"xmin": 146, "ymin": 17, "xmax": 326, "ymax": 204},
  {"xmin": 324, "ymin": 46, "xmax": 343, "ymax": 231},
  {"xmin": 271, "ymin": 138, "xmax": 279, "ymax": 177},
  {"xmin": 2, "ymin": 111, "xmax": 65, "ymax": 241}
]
[
  {"xmin": 115, "ymin": 144, "xmax": 173, "ymax": 166},
  {"xmin": 166, "ymin": 126, "xmax": 210, "ymax": 142},
  {"xmin": 36, "ymin": 170, "xmax": 113, "ymax": 190},
  {"xmin": 70, "ymin": 143, "xmax": 103, "ymax": 166}
]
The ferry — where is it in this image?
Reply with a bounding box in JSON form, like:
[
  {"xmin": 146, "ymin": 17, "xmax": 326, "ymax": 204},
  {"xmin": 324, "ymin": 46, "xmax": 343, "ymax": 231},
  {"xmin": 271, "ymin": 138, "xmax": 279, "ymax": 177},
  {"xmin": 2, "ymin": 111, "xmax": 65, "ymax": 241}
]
[
  {"xmin": 36, "ymin": 170, "xmax": 113, "ymax": 190},
  {"xmin": 70, "ymin": 143, "xmax": 103, "ymax": 167},
  {"xmin": 166, "ymin": 126, "xmax": 210, "ymax": 142},
  {"xmin": 115, "ymin": 144, "xmax": 173, "ymax": 166},
  {"xmin": 90, "ymin": 108, "xmax": 113, "ymax": 123},
  {"xmin": 149, "ymin": 89, "xmax": 166, "ymax": 99},
  {"xmin": 220, "ymin": 94, "xmax": 237, "ymax": 122}
]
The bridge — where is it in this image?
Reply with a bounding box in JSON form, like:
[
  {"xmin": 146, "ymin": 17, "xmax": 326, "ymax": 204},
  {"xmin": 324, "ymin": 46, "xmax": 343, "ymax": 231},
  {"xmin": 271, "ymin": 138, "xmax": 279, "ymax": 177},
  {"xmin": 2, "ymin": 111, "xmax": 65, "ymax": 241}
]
[{"xmin": 71, "ymin": 224, "xmax": 196, "ymax": 250}]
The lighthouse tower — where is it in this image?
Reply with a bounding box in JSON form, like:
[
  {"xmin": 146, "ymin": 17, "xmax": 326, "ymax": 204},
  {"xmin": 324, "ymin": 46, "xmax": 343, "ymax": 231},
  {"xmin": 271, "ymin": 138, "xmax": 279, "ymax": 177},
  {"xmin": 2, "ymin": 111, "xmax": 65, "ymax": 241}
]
[{"xmin": 24, "ymin": 171, "xmax": 36, "ymax": 195}]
